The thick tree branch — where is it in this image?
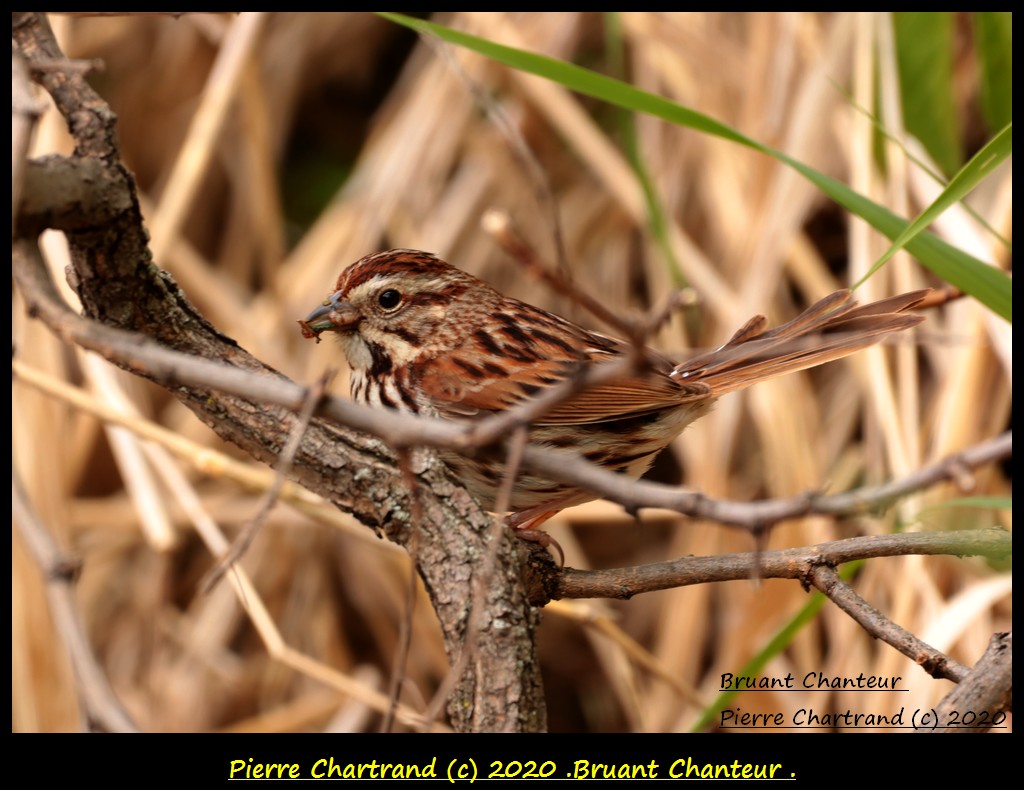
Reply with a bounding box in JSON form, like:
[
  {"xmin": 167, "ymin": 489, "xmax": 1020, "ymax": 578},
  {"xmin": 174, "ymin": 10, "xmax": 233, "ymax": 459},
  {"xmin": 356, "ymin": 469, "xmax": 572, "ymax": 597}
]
[{"xmin": 933, "ymin": 632, "xmax": 1012, "ymax": 732}]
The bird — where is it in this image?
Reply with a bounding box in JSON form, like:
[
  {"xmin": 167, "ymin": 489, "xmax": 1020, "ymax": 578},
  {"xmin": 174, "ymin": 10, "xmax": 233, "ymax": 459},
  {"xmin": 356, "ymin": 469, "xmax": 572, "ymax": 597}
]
[{"xmin": 301, "ymin": 248, "xmax": 927, "ymax": 559}]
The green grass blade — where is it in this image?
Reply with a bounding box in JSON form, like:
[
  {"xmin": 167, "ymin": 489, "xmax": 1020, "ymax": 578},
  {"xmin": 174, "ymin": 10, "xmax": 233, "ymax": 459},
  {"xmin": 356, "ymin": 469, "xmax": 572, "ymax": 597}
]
[
  {"xmin": 379, "ymin": 13, "xmax": 1011, "ymax": 321},
  {"xmin": 854, "ymin": 124, "xmax": 1012, "ymax": 288},
  {"xmin": 832, "ymin": 76, "xmax": 1011, "ymax": 252}
]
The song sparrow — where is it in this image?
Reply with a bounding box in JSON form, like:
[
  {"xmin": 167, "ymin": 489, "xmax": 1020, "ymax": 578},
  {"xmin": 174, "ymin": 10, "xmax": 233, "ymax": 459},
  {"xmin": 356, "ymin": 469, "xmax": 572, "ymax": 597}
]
[{"xmin": 302, "ymin": 249, "xmax": 926, "ymax": 555}]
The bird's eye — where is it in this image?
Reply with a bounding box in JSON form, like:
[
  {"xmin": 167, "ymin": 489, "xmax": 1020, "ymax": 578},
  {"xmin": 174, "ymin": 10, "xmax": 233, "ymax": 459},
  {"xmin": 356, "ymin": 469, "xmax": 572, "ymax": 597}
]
[{"xmin": 377, "ymin": 289, "xmax": 402, "ymax": 310}]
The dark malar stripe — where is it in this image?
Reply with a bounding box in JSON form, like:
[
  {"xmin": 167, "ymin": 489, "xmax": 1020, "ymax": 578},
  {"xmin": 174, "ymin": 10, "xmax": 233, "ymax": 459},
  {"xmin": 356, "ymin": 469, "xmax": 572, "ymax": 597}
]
[
  {"xmin": 397, "ymin": 384, "xmax": 420, "ymax": 412},
  {"xmin": 373, "ymin": 383, "xmax": 397, "ymax": 409},
  {"xmin": 366, "ymin": 341, "xmax": 392, "ymax": 378}
]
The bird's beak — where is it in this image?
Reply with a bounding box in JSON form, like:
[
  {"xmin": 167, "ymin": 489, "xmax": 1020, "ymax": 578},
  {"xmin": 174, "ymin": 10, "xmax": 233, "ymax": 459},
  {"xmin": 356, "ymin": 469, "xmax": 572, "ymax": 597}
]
[{"xmin": 299, "ymin": 292, "xmax": 361, "ymax": 341}]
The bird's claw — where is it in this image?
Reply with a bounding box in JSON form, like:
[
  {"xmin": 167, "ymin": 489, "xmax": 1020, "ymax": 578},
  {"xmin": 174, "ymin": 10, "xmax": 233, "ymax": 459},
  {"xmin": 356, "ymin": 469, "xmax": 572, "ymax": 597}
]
[{"xmin": 512, "ymin": 527, "xmax": 565, "ymax": 568}]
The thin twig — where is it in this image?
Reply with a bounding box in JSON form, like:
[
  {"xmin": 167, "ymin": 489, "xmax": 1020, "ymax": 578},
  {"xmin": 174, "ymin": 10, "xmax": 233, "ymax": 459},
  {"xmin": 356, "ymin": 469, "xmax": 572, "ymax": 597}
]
[
  {"xmin": 555, "ymin": 528, "xmax": 1011, "ymax": 600},
  {"xmin": 484, "ymin": 209, "xmax": 651, "ymax": 346},
  {"xmin": 382, "ymin": 449, "xmax": 426, "ymax": 732},
  {"xmin": 201, "ymin": 370, "xmax": 334, "ymax": 592},
  {"xmin": 809, "ymin": 565, "xmax": 969, "ymax": 683},
  {"xmin": 12, "ymin": 467, "xmax": 140, "ymax": 732},
  {"xmin": 518, "ymin": 432, "xmax": 1012, "ymax": 531},
  {"xmin": 462, "ymin": 353, "xmax": 638, "ymax": 447},
  {"xmin": 12, "ymin": 46, "xmax": 46, "ymax": 235},
  {"xmin": 425, "ymin": 35, "xmax": 569, "ymax": 274},
  {"xmin": 28, "ymin": 56, "xmax": 105, "ymax": 76}
]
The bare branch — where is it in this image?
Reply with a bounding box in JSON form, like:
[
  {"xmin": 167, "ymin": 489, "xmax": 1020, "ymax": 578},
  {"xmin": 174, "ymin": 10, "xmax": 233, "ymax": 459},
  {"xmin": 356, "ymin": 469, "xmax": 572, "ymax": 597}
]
[
  {"xmin": 201, "ymin": 370, "xmax": 336, "ymax": 592},
  {"xmin": 519, "ymin": 432, "xmax": 1012, "ymax": 530},
  {"xmin": 933, "ymin": 632, "xmax": 1012, "ymax": 732},
  {"xmin": 485, "ymin": 209, "xmax": 657, "ymax": 346},
  {"xmin": 383, "ymin": 449, "xmax": 425, "ymax": 734},
  {"xmin": 12, "ymin": 468, "xmax": 139, "ymax": 732},
  {"xmin": 12, "ymin": 45, "xmax": 46, "ymax": 234},
  {"xmin": 809, "ymin": 565, "xmax": 969, "ymax": 683},
  {"xmin": 555, "ymin": 529, "xmax": 1011, "ymax": 600}
]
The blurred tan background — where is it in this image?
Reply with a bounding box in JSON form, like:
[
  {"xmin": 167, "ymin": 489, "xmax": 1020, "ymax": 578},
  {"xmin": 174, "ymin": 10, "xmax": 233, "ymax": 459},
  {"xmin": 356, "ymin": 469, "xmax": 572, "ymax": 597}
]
[{"xmin": 12, "ymin": 12, "xmax": 1011, "ymax": 732}]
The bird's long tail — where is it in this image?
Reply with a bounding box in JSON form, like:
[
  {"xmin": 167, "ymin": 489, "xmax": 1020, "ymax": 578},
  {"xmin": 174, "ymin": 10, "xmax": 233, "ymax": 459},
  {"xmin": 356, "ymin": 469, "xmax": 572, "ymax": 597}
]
[{"xmin": 671, "ymin": 289, "xmax": 929, "ymax": 396}]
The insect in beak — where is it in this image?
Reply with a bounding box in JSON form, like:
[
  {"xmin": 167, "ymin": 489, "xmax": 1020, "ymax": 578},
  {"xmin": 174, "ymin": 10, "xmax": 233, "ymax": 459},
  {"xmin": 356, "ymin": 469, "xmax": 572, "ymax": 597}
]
[{"xmin": 299, "ymin": 292, "xmax": 360, "ymax": 341}]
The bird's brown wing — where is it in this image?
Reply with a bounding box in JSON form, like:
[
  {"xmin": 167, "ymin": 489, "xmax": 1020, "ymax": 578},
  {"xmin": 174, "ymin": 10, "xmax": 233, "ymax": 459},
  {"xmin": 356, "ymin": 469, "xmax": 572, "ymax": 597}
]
[{"xmin": 415, "ymin": 304, "xmax": 708, "ymax": 424}]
